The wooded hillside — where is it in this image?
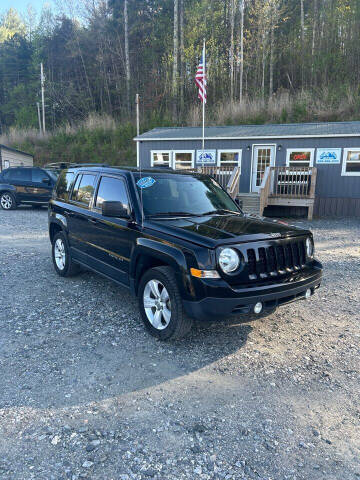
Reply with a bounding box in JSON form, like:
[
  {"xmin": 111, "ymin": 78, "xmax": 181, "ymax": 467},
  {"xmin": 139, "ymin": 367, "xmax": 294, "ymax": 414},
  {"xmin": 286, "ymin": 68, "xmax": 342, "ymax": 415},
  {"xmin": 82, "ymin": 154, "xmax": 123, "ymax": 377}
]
[{"xmin": 1, "ymin": 1, "xmax": 360, "ymax": 163}]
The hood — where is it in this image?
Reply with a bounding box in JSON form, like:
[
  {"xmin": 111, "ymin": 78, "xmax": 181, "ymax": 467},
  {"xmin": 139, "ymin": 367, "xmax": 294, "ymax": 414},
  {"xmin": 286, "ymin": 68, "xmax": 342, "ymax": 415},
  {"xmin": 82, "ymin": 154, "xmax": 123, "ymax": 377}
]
[{"xmin": 146, "ymin": 213, "xmax": 309, "ymax": 248}]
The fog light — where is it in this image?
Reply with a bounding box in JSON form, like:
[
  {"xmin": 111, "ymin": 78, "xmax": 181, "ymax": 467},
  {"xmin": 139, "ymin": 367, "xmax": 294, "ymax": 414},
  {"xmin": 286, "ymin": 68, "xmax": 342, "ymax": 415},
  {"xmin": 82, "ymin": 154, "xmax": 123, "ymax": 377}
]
[
  {"xmin": 254, "ymin": 302, "xmax": 263, "ymax": 314},
  {"xmin": 305, "ymin": 288, "xmax": 312, "ymax": 299}
]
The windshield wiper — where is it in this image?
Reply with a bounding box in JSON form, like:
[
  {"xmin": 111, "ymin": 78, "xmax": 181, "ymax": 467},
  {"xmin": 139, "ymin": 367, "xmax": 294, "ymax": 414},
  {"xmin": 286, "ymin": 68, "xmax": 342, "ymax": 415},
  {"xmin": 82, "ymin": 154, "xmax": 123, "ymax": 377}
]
[
  {"xmin": 147, "ymin": 212, "xmax": 196, "ymax": 218},
  {"xmin": 200, "ymin": 209, "xmax": 239, "ymax": 216}
]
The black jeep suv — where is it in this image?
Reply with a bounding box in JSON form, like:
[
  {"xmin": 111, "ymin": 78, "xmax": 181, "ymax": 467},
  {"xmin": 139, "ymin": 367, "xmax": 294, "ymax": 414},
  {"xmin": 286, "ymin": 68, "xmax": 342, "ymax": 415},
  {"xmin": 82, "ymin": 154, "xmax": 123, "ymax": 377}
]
[
  {"xmin": 49, "ymin": 166, "xmax": 322, "ymax": 340},
  {"xmin": 0, "ymin": 166, "xmax": 57, "ymax": 210}
]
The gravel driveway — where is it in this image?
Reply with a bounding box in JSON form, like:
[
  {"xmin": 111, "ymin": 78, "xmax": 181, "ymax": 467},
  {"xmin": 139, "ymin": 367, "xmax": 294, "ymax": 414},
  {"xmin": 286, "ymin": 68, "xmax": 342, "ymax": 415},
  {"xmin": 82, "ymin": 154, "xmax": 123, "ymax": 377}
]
[{"xmin": 0, "ymin": 208, "xmax": 359, "ymax": 480}]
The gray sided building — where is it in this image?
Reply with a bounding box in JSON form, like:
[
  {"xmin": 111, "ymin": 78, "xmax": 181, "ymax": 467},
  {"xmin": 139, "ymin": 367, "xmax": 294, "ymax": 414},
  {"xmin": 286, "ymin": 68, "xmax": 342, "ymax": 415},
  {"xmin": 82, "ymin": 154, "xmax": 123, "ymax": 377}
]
[
  {"xmin": 135, "ymin": 121, "xmax": 360, "ymax": 217},
  {"xmin": 0, "ymin": 145, "xmax": 34, "ymax": 171}
]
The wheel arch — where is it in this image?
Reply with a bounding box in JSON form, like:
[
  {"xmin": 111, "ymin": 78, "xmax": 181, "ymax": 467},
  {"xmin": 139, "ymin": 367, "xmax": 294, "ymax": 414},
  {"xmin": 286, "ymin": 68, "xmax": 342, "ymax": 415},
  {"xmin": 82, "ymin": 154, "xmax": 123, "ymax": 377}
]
[
  {"xmin": 131, "ymin": 238, "xmax": 190, "ymax": 297},
  {"xmin": 0, "ymin": 184, "xmax": 17, "ymax": 195},
  {"xmin": 49, "ymin": 222, "xmax": 63, "ymax": 243}
]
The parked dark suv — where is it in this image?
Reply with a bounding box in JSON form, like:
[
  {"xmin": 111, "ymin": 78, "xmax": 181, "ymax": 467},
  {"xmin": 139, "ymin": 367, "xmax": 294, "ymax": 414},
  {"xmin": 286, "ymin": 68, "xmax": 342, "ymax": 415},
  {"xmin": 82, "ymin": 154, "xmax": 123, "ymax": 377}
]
[
  {"xmin": 0, "ymin": 166, "xmax": 57, "ymax": 210},
  {"xmin": 48, "ymin": 166, "xmax": 322, "ymax": 340}
]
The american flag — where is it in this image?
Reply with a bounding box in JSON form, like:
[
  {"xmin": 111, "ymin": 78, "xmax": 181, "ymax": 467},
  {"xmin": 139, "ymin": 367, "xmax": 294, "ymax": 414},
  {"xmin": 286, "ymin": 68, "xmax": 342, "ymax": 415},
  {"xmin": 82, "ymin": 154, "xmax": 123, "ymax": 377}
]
[{"xmin": 195, "ymin": 44, "xmax": 207, "ymax": 103}]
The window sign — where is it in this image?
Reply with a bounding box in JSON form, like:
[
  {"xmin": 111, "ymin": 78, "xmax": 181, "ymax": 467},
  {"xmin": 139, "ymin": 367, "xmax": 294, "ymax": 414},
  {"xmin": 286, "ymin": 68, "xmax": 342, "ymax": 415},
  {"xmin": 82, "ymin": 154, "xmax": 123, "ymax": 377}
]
[
  {"xmin": 196, "ymin": 150, "xmax": 216, "ymax": 165},
  {"xmin": 286, "ymin": 149, "xmax": 314, "ymax": 167},
  {"xmin": 316, "ymin": 148, "xmax": 341, "ymax": 164}
]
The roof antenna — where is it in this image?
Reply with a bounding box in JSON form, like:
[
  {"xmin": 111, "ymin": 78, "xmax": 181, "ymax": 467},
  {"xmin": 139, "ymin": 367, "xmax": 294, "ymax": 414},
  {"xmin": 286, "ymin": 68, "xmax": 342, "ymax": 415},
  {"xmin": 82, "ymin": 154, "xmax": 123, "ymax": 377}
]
[{"xmin": 136, "ymin": 93, "xmax": 144, "ymax": 229}]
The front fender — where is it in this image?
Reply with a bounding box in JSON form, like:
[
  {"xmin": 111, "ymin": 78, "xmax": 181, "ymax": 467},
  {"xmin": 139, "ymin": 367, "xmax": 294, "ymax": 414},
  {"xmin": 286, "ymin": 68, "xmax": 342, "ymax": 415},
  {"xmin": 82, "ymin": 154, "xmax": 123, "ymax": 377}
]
[
  {"xmin": 132, "ymin": 237, "xmax": 188, "ymax": 275},
  {"xmin": 131, "ymin": 237, "xmax": 195, "ymax": 299}
]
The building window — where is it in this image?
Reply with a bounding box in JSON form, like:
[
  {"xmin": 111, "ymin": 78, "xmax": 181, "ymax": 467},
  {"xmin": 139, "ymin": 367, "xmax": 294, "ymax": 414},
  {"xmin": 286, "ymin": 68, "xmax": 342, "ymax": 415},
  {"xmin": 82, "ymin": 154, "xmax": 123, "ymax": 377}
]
[
  {"xmin": 342, "ymin": 149, "xmax": 360, "ymax": 176},
  {"xmin": 151, "ymin": 151, "xmax": 171, "ymax": 168},
  {"xmin": 286, "ymin": 149, "xmax": 315, "ymax": 168},
  {"xmin": 173, "ymin": 151, "xmax": 194, "ymax": 170},
  {"xmin": 217, "ymin": 150, "xmax": 242, "ymax": 173}
]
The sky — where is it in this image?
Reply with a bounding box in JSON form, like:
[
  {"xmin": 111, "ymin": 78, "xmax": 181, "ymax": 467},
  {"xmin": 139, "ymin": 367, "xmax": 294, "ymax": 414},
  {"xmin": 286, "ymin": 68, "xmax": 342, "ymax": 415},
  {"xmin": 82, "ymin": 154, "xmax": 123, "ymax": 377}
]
[{"xmin": 2, "ymin": 0, "xmax": 54, "ymax": 15}]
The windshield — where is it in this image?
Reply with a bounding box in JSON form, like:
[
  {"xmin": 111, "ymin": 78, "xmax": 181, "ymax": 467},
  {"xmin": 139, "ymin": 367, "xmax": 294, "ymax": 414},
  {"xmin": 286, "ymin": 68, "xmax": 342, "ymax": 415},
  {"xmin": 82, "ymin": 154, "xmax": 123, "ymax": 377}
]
[
  {"xmin": 45, "ymin": 169, "xmax": 59, "ymax": 181},
  {"xmin": 134, "ymin": 173, "xmax": 241, "ymax": 217}
]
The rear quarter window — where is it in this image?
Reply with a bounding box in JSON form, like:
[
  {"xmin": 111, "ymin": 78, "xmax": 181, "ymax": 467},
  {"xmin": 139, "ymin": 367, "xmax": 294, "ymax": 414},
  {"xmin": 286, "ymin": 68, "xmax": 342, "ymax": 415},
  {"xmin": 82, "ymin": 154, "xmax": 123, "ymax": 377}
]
[{"xmin": 55, "ymin": 171, "xmax": 75, "ymax": 201}]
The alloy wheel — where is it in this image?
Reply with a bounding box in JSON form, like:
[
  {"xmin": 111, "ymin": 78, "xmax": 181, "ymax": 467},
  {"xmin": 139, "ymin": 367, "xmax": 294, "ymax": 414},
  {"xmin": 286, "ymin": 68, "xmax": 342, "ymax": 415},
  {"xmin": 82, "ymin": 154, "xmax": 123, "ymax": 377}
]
[
  {"xmin": 1, "ymin": 194, "xmax": 13, "ymax": 210},
  {"xmin": 54, "ymin": 238, "xmax": 66, "ymax": 270},
  {"xmin": 143, "ymin": 279, "xmax": 171, "ymax": 330}
]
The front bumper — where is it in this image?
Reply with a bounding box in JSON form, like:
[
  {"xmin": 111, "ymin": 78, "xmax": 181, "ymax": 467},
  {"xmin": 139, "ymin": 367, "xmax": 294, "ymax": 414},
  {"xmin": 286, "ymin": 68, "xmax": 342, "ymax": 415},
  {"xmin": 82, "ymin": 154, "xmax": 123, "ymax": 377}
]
[{"xmin": 183, "ymin": 264, "xmax": 322, "ymax": 321}]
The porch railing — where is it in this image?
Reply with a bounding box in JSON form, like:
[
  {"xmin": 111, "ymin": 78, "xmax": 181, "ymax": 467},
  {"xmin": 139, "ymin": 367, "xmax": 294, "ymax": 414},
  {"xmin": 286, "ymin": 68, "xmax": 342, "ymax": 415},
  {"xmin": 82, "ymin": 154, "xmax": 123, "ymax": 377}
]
[
  {"xmin": 189, "ymin": 165, "xmax": 241, "ymax": 199},
  {"xmin": 270, "ymin": 166, "xmax": 317, "ymax": 198},
  {"xmin": 259, "ymin": 166, "xmax": 318, "ymax": 219}
]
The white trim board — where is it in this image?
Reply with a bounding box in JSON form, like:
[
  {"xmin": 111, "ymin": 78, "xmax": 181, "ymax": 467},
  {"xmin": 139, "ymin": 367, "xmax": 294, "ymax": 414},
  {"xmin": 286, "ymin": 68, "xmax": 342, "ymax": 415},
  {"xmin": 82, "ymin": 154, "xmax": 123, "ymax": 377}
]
[
  {"xmin": 341, "ymin": 148, "xmax": 360, "ymax": 176},
  {"xmin": 134, "ymin": 133, "xmax": 360, "ymax": 142},
  {"xmin": 250, "ymin": 144, "xmax": 277, "ymax": 193},
  {"xmin": 217, "ymin": 149, "xmax": 242, "ymax": 170},
  {"xmin": 286, "ymin": 148, "xmax": 315, "ymax": 167}
]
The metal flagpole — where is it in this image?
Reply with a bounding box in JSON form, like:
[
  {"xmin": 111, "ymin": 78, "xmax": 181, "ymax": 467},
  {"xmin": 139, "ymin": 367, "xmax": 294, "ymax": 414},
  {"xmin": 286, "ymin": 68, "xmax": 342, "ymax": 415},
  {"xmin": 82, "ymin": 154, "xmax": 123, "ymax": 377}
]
[{"xmin": 202, "ymin": 40, "xmax": 206, "ymax": 151}]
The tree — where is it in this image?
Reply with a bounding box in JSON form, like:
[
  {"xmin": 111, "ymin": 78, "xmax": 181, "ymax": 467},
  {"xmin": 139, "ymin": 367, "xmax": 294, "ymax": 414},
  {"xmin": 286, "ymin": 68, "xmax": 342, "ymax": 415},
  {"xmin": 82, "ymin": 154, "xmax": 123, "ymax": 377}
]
[
  {"xmin": 173, "ymin": 0, "xmax": 179, "ymax": 119},
  {"xmin": 0, "ymin": 8, "xmax": 25, "ymax": 42},
  {"xmin": 239, "ymin": 0, "xmax": 245, "ymax": 104}
]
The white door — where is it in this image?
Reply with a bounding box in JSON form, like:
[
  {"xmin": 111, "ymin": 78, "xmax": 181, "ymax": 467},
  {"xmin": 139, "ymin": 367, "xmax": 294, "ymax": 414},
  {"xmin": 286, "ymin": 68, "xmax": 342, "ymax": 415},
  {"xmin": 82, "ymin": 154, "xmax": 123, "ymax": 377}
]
[{"xmin": 251, "ymin": 145, "xmax": 276, "ymax": 193}]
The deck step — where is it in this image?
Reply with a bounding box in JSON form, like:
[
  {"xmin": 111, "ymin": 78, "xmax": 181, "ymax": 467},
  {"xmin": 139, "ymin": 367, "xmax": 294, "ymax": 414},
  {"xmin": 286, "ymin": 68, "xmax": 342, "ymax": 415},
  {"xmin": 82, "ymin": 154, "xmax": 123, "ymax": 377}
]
[{"xmin": 237, "ymin": 193, "xmax": 261, "ymax": 215}]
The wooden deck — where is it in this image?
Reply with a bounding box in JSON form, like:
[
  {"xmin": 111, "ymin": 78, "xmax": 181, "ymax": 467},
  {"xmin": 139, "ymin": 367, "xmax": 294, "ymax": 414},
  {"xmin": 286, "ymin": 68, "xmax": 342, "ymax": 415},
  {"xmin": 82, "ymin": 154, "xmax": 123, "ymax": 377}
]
[
  {"xmin": 260, "ymin": 166, "xmax": 318, "ymax": 219},
  {"xmin": 188, "ymin": 165, "xmax": 317, "ymax": 219}
]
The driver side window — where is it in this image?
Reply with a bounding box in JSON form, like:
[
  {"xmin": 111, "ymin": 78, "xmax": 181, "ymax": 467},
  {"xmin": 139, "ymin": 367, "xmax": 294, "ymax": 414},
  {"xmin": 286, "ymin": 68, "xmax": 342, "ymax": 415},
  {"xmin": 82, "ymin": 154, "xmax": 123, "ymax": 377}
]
[{"xmin": 95, "ymin": 176, "xmax": 129, "ymax": 209}]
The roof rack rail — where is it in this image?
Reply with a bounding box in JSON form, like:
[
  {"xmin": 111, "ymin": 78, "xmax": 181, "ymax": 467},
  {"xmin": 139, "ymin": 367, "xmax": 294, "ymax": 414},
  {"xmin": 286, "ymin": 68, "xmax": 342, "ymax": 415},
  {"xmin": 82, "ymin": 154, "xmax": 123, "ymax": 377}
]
[
  {"xmin": 44, "ymin": 162, "xmax": 110, "ymax": 169},
  {"xmin": 70, "ymin": 163, "xmax": 110, "ymax": 168}
]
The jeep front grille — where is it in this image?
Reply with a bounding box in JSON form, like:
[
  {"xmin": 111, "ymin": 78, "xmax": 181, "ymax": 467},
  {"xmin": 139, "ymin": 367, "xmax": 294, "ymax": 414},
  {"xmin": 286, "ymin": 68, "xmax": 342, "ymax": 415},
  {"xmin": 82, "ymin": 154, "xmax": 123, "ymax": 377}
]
[{"xmin": 247, "ymin": 240, "xmax": 306, "ymax": 280}]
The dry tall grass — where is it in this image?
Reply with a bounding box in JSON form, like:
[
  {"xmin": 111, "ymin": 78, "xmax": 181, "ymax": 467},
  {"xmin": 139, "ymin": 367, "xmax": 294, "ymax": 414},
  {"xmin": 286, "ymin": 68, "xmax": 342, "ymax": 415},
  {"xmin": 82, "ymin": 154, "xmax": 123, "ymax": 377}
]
[
  {"xmin": 187, "ymin": 89, "xmax": 360, "ymax": 127},
  {"xmin": 0, "ymin": 113, "xmax": 118, "ymax": 147}
]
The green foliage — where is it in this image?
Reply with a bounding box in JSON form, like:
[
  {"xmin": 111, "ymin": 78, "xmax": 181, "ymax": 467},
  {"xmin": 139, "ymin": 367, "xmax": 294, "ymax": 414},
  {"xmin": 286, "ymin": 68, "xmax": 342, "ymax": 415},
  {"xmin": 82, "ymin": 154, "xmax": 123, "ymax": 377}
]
[
  {"xmin": 2, "ymin": 1, "xmax": 360, "ymax": 165},
  {"xmin": 0, "ymin": 8, "xmax": 25, "ymax": 42},
  {"xmin": 6, "ymin": 120, "xmax": 137, "ymax": 167}
]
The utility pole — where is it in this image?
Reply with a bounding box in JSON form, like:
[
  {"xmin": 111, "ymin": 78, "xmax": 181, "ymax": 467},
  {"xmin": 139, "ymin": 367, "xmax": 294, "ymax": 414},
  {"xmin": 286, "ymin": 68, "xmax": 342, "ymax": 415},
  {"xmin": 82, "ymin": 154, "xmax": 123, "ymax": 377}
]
[
  {"xmin": 36, "ymin": 102, "xmax": 42, "ymax": 134},
  {"xmin": 40, "ymin": 62, "xmax": 46, "ymax": 133},
  {"xmin": 135, "ymin": 94, "xmax": 140, "ymax": 137},
  {"xmin": 135, "ymin": 94, "xmax": 140, "ymax": 167}
]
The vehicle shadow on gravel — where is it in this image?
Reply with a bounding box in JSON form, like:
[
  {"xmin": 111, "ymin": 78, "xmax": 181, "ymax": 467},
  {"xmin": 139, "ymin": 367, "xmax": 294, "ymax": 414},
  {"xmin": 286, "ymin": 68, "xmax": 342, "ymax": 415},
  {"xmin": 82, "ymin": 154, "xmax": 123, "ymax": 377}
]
[{"xmin": 0, "ymin": 261, "xmax": 255, "ymax": 410}]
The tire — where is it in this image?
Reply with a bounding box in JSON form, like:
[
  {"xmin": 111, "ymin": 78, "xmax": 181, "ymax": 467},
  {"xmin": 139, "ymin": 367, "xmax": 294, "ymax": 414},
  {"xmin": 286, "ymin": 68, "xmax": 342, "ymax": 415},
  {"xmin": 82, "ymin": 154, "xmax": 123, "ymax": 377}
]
[
  {"xmin": 51, "ymin": 231, "xmax": 80, "ymax": 277},
  {"xmin": 0, "ymin": 192, "xmax": 17, "ymax": 210},
  {"xmin": 138, "ymin": 266, "xmax": 193, "ymax": 340}
]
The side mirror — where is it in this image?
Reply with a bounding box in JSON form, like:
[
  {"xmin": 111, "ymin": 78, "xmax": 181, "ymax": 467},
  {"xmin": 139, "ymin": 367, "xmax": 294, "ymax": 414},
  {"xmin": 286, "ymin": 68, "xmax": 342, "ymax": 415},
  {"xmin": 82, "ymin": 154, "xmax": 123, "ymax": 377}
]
[
  {"xmin": 102, "ymin": 201, "xmax": 130, "ymax": 219},
  {"xmin": 42, "ymin": 177, "xmax": 50, "ymax": 184}
]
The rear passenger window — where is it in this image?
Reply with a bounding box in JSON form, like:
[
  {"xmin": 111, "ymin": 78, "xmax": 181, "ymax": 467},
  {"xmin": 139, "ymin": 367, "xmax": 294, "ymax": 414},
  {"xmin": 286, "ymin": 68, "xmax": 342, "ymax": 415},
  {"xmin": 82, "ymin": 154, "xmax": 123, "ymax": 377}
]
[
  {"xmin": 56, "ymin": 171, "xmax": 75, "ymax": 201},
  {"xmin": 7, "ymin": 168, "xmax": 31, "ymax": 181},
  {"xmin": 95, "ymin": 176, "xmax": 129, "ymax": 209},
  {"xmin": 71, "ymin": 174, "xmax": 96, "ymax": 206}
]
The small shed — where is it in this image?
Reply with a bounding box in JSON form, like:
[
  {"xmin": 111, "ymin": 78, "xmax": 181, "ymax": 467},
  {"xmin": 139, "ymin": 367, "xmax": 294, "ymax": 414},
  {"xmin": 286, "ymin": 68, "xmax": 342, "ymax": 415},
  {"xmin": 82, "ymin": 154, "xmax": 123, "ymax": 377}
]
[
  {"xmin": 0, "ymin": 145, "xmax": 34, "ymax": 171},
  {"xmin": 135, "ymin": 121, "xmax": 360, "ymax": 217}
]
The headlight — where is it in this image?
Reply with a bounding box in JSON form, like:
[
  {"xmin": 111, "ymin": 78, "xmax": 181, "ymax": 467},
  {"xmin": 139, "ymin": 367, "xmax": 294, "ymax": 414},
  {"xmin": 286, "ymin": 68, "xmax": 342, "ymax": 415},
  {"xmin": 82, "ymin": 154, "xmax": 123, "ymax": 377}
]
[
  {"xmin": 306, "ymin": 237, "xmax": 314, "ymax": 258},
  {"xmin": 219, "ymin": 248, "xmax": 240, "ymax": 273}
]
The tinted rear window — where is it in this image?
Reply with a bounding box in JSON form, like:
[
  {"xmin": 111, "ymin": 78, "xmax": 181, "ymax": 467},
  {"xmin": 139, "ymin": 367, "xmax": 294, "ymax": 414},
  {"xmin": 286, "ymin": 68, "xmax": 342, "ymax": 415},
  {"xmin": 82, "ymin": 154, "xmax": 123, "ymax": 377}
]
[
  {"xmin": 4, "ymin": 168, "xmax": 31, "ymax": 181},
  {"xmin": 56, "ymin": 171, "xmax": 75, "ymax": 201},
  {"xmin": 71, "ymin": 174, "xmax": 96, "ymax": 206}
]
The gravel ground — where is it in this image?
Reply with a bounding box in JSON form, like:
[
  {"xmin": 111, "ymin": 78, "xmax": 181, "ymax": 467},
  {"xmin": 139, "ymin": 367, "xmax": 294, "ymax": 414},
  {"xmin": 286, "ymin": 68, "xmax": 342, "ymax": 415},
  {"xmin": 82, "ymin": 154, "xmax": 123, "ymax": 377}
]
[{"xmin": 0, "ymin": 207, "xmax": 359, "ymax": 480}]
